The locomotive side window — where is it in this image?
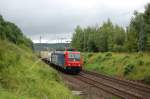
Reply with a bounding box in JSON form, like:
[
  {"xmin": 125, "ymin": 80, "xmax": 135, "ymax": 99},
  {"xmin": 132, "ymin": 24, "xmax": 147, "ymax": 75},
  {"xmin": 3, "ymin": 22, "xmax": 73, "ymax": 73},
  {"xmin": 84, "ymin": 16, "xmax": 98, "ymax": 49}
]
[{"xmin": 68, "ymin": 53, "xmax": 80, "ymax": 61}]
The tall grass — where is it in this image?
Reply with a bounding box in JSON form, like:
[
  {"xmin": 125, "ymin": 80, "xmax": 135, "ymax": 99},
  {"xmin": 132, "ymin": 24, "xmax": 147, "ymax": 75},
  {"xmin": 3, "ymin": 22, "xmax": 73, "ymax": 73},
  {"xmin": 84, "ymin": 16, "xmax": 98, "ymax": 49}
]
[
  {"xmin": 0, "ymin": 40, "xmax": 78, "ymax": 99},
  {"xmin": 83, "ymin": 52, "xmax": 150, "ymax": 85}
]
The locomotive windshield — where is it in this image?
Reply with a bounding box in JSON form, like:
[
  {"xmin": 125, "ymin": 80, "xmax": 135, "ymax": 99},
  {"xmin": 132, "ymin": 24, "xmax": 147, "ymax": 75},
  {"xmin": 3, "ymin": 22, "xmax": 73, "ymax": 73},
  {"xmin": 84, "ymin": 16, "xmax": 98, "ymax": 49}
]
[{"xmin": 68, "ymin": 53, "xmax": 80, "ymax": 61}]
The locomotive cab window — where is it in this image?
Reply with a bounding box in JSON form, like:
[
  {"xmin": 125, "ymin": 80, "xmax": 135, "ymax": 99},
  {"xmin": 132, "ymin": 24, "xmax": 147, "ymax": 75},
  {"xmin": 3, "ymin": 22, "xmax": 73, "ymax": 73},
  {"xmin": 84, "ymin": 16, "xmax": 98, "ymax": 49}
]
[{"xmin": 68, "ymin": 53, "xmax": 80, "ymax": 61}]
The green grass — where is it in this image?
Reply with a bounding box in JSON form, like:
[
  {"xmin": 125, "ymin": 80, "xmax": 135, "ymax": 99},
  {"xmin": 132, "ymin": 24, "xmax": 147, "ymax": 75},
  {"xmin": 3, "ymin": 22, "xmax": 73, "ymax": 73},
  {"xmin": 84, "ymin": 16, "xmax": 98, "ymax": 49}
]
[
  {"xmin": 0, "ymin": 40, "xmax": 79, "ymax": 99},
  {"xmin": 83, "ymin": 52, "xmax": 150, "ymax": 85},
  {"xmin": 111, "ymin": 96, "xmax": 120, "ymax": 99}
]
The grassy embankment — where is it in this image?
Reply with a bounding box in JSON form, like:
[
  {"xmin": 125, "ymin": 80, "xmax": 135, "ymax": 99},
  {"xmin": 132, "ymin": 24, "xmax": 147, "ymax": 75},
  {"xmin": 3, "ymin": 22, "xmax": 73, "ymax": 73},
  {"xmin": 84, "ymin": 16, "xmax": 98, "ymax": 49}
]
[
  {"xmin": 0, "ymin": 40, "xmax": 79, "ymax": 99},
  {"xmin": 83, "ymin": 52, "xmax": 150, "ymax": 85}
]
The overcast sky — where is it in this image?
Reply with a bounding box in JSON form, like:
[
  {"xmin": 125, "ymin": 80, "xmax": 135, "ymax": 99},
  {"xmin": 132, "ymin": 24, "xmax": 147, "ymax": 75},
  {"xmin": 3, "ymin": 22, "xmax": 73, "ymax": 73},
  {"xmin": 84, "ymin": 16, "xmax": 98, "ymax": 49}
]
[{"xmin": 0, "ymin": 0, "xmax": 150, "ymax": 43}]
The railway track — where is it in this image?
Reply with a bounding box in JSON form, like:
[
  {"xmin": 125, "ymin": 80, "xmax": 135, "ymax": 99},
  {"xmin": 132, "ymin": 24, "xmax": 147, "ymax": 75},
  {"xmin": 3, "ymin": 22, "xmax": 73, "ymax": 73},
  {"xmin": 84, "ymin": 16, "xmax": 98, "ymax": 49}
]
[
  {"xmin": 76, "ymin": 70, "xmax": 150, "ymax": 99},
  {"xmin": 42, "ymin": 59, "xmax": 150, "ymax": 99}
]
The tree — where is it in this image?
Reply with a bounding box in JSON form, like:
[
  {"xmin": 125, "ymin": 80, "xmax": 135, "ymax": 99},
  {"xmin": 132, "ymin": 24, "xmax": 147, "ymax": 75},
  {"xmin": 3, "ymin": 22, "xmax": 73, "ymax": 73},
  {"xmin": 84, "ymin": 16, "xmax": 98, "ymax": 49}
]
[
  {"xmin": 71, "ymin": 25, "xmax": 84, "ymax": 51},
  {"xmin": 71, "ymin": 3, "xmax": 150, "ymax": 52},
  {"xmin": 144, "ymin": 3, "xmax": 150, "ymax": 51},
  {"xmin": 126, "ymin": 3, "xmax": 150, "ymax": 52},
  {"xmin": 126, "ymin": 12, "xmax": 146, "ymax": 52},
  {"xmin": 0, "ymin": 14, "xmax": 33, "ymax": 49},
  {"xmin": 71, "ymin": 20, "xmax": 126, "ymax": 52}
]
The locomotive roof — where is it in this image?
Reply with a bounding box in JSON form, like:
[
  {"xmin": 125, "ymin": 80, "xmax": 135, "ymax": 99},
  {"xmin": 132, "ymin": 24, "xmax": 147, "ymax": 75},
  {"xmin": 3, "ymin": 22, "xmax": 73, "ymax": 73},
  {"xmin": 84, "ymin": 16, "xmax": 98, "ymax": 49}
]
[
  {"xmin": 55, "ymin": 48, "xmax": 76, "ymax": 51},
  {"xmin": 54, "ymin": 50, "xmax": 80, "ymax": 54}
]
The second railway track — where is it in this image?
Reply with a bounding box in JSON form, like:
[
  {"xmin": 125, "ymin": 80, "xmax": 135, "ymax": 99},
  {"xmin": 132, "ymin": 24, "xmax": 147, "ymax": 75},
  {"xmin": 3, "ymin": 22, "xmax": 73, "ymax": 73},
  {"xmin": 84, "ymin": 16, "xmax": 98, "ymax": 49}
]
[
  {"xmin": 43, "ymin": 59, "xmax": 150, "ymax": 99},
  {"xmin": 76, "ymin": 70, "xmax": 150, "ymax": 99}
]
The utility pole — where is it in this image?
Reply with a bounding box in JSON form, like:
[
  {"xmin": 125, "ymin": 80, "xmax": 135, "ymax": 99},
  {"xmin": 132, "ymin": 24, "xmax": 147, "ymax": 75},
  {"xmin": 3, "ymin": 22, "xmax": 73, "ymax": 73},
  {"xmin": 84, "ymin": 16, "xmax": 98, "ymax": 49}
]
[
  {"xmin": 65, "ymin": 40, "xmax": 70, "ymax": 48},
  {"xmin": 39, "ymin": 36, "xmax": 42, "ymax": 57},
  {"xmin": 60, "ymin": 38, "xmax": 63, "ymax": 43},
  {"xmin": 40, "ymin": 36, "xmax": 42, "ymax": 44},
  {"xmin": 84, "ymin": 31, "xmax": 86, "ymax": 51}
]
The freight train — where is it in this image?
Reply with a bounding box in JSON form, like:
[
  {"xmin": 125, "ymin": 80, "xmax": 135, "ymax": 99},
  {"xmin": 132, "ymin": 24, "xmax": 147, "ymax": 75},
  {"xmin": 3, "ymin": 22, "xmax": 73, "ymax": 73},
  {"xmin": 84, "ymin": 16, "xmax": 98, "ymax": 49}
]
[{"xmin": 40, "ymin": 48, "xmax": 83, "ymax": 73}]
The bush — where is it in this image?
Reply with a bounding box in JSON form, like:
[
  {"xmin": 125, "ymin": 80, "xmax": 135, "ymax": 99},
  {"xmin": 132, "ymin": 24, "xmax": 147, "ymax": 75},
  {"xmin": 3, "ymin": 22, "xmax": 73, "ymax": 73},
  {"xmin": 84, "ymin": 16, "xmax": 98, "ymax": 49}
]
[
  {"xmin": 87, "ymin": 53, "xmax": 93, "ymax": 58},
  {"xmin": 105, "ymin": 52, "xmax": 112, "ymax": 57},
  {"xmin": 121, "ymin": 55, "xmax": 130, "ymax": 63},
  {"xmin": 93, "ymin": 54, "xmax": 102, "ymax": 63},
  {"xmin": 145, "ymin": 61, "xmax": 150, "ymax": 66},
  {"xmin": 124, "ymin": 64, "xmax": 135, "ymax": 76},
  {"xmin": 122, "ymin": 55, "xmax": 130, "ymax": 60},
  {"xmin": 112, "ymin": 45, "xmax": 125, "ymax": 52},
  {"xmin": 143, "ymin": 76, "xmax": 150, "ymax": 85},
  {"xmin": 100, "ymin": 66, "xmax": 104, "ymax": 70},
  {"xmin": 135, "ymin": 52, "xmax": 143, "ymax": 59},
  {"xmin": 0, "ymin": 16, "xmax": 33, "ymax": 49},
  {"xmin": 97, "ymin": 54, "xmax": 102, "ymax": 59},
  {"xmin": 0, "ymin": 41, "xmax": 76, "ymax": 99},
  {"xmin": 101, "ymin": 52, "xmax": 112, "ymax": 61},
  {"xmin": 136, "ymin": 60, "xmax": 144, "ymax": 65}
]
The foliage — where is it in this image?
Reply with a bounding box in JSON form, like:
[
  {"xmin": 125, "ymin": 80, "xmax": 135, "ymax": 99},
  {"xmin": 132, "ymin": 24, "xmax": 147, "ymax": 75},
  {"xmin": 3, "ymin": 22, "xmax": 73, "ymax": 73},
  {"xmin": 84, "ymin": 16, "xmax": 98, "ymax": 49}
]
[
  {"xmin": 72, "ymin": 3, "xmax": 150, "ymax": 52},
  {"xmin": 0, "ymin": 15, "xmax": 33, "ymax": 49},
  {"xmin": 0, "ymin": 40, "xmax": 78, "ymax": 99},
  {"xmin": 105, "ymin": 52, "xmax": 112, "ymax": 57},
  {"xmin": 123, "ymin": 64, "xmax": 135, "ymax": 76},
  {"xmin": 144, "ymin": 3, "xmax": 150, "ymax": 51},
  {"xmin": 83, "ymin": 52, "xmax": 150, "ymax": 85},
  {"xmin": 87, "ymin": 53, "xmax": 94, "ymax": 58},
  {"xmin": 120, "ymin": 3, "xmax": 150, "ymax": 52},
  {"xmin": 71, "ymin": 20, "xmax": 126, "ymax": 52},
  {"xmin": 143, "ymin": 76, "xmax": 150, "ymax": 85}
]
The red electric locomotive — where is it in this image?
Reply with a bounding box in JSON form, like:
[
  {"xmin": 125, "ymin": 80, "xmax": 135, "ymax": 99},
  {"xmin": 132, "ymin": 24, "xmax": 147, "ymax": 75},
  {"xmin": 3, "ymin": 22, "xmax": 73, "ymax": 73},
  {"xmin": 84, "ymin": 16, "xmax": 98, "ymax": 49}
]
[{"xmin": 51, "ymin": 48, "xmax": 82, "ymax": 73}]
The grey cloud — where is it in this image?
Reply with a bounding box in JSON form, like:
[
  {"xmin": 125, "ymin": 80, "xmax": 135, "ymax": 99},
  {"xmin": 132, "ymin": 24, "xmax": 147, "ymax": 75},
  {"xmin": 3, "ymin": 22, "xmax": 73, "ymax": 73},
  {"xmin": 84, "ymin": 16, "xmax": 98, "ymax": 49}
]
[{"xmin": 0, "ymin": 0, "xmax": 149, "ymax": 43}]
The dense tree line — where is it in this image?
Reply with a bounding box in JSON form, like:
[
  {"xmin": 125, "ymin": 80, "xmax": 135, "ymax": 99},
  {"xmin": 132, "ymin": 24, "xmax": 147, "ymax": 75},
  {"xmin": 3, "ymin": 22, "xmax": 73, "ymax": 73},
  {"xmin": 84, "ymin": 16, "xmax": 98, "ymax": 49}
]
[
  {"xmin": 71, "ymin": 3, "xmax": 150, "ymax": 52},
  {"xmin": 71, "ymin": 20, "xmax": 126, "ymax": 52},
  {"xmin": 0, "ymin": 15, "xmax": 33, "ymax": 49}
]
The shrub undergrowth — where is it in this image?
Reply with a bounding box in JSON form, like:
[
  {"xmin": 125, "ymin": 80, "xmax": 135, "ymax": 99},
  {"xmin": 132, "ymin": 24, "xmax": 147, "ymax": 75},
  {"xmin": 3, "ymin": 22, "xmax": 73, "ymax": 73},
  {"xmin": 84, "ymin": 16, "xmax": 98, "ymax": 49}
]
[
  {"xmin": 0, "ymin": 40, "xmax": 78, "ymax": 99},
  {"xmin": 83, "ymin": 52, "xmax": 150, "ymax": 85}
]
